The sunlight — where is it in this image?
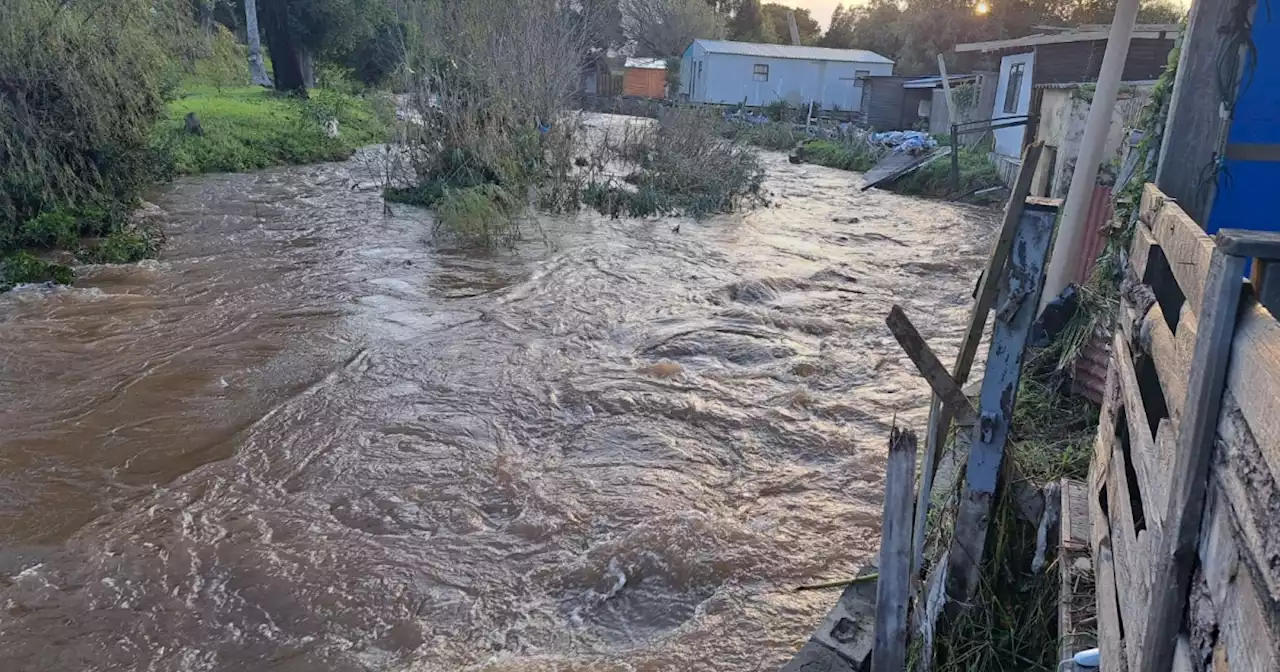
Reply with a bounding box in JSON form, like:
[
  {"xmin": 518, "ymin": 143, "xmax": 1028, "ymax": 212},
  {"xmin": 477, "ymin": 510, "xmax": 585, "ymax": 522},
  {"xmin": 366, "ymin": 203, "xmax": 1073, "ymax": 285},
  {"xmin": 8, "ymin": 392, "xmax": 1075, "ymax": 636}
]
[{"xmin": 975, "ymin": 1, "xmax": 991, "ymax": 14}]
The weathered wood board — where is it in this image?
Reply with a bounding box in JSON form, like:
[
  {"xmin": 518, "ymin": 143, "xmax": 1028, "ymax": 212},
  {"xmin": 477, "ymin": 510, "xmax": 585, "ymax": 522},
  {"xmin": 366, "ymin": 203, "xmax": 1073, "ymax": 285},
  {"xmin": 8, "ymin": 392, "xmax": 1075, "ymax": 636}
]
[
  {"xmin": 1090, "ymin": 184, "xmax": 1280, "ymax": 672},
  {"xmin": 946, "ymin": 199, "xmax": 1058, "ymax": 601}
]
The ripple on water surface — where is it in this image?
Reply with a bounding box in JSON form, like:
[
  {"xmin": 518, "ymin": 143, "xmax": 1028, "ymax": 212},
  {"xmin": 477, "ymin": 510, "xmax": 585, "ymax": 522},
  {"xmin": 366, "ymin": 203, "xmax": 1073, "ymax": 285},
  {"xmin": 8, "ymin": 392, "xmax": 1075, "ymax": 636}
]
[{"xmin": 0, "ymin": 119, "xmax": 997, "ymax": 671}]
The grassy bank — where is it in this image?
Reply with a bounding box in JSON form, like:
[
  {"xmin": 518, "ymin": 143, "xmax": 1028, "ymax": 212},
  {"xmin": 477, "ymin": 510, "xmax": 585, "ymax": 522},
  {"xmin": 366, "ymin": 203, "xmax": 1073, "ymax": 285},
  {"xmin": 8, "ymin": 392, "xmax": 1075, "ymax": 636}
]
[
  {"xmin": 155, "ymin": 87, "xmax": 391, "ymax": 175},
  {"xmin": 795, "ymin": 139, "xmax": 1002, "ymax": 201}
]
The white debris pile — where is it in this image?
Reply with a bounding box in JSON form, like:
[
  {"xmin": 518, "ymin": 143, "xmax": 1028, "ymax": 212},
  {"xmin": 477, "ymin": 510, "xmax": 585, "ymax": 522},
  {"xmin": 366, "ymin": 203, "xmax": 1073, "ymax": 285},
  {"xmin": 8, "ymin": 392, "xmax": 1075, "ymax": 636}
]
[{"xmin": 869, "ymin": 131, "xmax": 938, "ymax": 155}]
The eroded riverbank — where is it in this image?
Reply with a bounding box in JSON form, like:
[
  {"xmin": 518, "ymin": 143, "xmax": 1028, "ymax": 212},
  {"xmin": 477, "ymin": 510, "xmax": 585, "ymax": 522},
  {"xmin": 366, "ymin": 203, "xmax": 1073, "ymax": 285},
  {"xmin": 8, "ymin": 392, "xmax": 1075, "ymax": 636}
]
[{"xmin": 0, "ymin": 131, "xmax": 996, "ymax": 671}]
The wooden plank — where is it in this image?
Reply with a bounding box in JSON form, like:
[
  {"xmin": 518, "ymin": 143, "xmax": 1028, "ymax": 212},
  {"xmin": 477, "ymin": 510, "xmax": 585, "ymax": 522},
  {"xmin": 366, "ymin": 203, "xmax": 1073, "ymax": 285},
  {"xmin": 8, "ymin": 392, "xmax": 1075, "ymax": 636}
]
[
  {"xmin": 1130, "ymin": 222, "xmax": 1158, "ymax": 282},
  {"xmin": 1200, "ymin": 475, "xmax": 1280, "ymax": 671},
  {"xmin": 1252, "ymin": 260, "xmax": 1280, "ymax": 319},
  {"xmin": 1215, "ymin": 228, "xmax": 1280, "ymax": 260},
  {"xmin": 912, "ymin": 143, "xmax": 1045, "ymax": 578},
  {"xmin": 1213, "ymin": 394, "xmax": 1280, "ymax": 605},
  {"xmin": 1146, "ymin": 302, "xmax": 1196, "ymax": 425},
  {"xmin": 1090, "ymin": 434, "xmax": 1128, "ymax": 672},
  {"xmin": 1059, "ymin": 478, "xmax": 1095, "ymax": 666},
  {"xmin": 886, "ymin": 306, "xmax": 978, "ymax": 426},
  {"xmin": 1061, "ymin": 478, "xmax": 1090, "ymax": 552},
  {"xmin": 1113, "ymin": 332, "xmax": 1164, "ymax": 530},
  {"xmin": 1108, "ymin": 429, "xmax": 1151, "ymax": 672},
  {"xmin": 947, "ymin": 201, "xmax": 1057, "ymax": 602},
  {"xmin": 1145, "ymin": 184, "xmax": 1217, "ymax": 318},
  {"xmin": 1226, "ymin": 300, "xmax": 1280, "ymax": 482},
  {"xmin": 1140, "ymin": 248, "xmax": 1249, "ymax": 672},
  {"xmin": 872, "ymin": 428, "xmax": 917, "ymax": 672}
]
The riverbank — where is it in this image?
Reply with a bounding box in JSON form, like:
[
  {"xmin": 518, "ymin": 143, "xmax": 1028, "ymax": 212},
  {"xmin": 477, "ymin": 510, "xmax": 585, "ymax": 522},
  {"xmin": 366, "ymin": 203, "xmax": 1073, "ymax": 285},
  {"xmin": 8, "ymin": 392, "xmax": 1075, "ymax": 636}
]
[
  {"xmin": 730, "ymin": 122, "xmax": 1002, "ymax": 201},
  {"xmin": 1, "ymin": 85, "xmax": 390, "ymax": 292}
]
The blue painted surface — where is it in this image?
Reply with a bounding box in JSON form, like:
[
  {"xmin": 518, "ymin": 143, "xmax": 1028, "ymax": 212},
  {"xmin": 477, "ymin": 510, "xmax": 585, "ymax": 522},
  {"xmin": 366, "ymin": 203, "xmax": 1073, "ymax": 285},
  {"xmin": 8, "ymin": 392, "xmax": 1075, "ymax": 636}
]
[{"xmin": 1208, "ymin": 13, "xmax": 1280, "ymax": 237}]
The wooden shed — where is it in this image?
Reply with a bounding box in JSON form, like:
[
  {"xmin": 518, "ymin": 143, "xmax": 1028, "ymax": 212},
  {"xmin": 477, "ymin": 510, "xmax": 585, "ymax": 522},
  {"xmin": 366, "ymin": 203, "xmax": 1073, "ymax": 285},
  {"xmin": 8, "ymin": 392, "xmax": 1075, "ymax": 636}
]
[{"xmin": 622, "ymin": 58, "xmax": 668, "ymax": 99}]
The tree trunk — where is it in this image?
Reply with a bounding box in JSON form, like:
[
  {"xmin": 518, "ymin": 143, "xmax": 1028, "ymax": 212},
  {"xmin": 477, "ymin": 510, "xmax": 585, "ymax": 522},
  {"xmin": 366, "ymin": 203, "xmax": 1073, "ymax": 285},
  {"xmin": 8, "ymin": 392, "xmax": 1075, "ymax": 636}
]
[
  {"xmin": 260, "ymin": 0, "xmax": 307, "ymax": 94},
  {"xmin": 299, "ymin": 47, "xmax": 316, "ymax": 89},
  {"xmin": 244, "ymin": 0, "xmax": 273, "ymax": 87}
]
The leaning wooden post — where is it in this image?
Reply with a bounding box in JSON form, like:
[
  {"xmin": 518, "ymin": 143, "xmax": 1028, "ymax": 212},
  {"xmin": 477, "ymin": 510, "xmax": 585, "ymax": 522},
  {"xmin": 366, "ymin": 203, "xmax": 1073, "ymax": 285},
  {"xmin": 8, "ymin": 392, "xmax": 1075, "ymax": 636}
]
[
  {"xmin": 911, "ymin": 143, "xmax": 1043, "ymax": 581},
  {"xmin": 946, "ymin": 197, "xmax": 1059, "ymax": 602},
  {"xmin": 873, "ymin": 427, "xmax": 918, "ymax": 672}
]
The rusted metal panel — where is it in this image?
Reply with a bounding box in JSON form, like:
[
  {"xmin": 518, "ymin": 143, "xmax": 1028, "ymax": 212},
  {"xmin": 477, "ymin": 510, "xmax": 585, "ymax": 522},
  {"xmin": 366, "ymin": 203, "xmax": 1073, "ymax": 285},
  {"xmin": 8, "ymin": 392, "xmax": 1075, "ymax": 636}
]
[
  {"xmin": 1072, "ymin": 325, "xmax": 1112, "ymax": 404},
  {"xmin": 1071, "ymin": 185, "xmax": 1113, "ymax": 284}
]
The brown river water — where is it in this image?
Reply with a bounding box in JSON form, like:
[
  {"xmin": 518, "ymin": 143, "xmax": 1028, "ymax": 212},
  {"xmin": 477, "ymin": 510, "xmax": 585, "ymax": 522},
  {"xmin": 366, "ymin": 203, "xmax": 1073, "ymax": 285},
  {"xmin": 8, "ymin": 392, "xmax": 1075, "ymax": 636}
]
[{"xmin": 0, "ymin": 116, "xmax": 996, "ymax": 672}]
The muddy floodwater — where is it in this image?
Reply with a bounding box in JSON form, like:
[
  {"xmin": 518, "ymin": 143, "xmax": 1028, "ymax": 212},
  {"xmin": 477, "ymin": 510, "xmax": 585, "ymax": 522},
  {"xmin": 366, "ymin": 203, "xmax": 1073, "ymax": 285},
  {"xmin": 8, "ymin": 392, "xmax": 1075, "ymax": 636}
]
[{"xmin": 0, "ymin": 116, "xmax": 997, "ymax": 671}]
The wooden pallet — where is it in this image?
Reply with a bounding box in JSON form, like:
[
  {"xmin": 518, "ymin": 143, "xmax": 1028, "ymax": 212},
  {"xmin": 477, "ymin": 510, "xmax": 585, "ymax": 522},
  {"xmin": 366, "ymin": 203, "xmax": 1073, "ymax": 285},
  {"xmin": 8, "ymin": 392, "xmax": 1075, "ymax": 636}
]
[{"xmin": 1089, "ymin": 185, "xmax": 1280, "ymax": 670}]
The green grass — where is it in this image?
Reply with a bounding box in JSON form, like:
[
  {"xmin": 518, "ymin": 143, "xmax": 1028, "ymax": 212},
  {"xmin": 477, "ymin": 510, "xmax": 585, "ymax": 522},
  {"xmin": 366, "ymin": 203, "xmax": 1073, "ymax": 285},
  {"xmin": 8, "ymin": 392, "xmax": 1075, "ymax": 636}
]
[
  {"xmin": 892, "ymin": 145, "xmax": 1003, "ymax": 202},
  {"xmin": 154, "ymin": 86, "xmax": 390, "ymax": 175}
]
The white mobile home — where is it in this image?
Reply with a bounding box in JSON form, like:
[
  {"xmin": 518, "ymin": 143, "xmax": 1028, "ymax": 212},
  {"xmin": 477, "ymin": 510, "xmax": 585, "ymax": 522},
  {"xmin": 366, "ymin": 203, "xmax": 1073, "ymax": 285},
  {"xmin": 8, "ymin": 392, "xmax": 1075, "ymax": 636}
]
[{"xmin": 680, "ymin": 39, "xmax": 894, "ymax": 112}]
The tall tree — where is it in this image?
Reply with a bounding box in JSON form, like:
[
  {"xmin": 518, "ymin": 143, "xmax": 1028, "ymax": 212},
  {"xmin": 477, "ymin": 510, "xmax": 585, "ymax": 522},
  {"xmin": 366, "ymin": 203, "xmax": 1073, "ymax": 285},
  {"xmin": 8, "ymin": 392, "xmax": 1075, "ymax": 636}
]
[
  {"xmin": 573, "ymin": 0, "xmax": 626, "ymax": 54},
  {"xmin": 622, "ymin": 0, "xmax": 725, "ymax": 57},
  {"xmin": 244, "ymin": 0, "xmax": 272, "ymax": 86},
  {"xmin": 760, "ymin": 4, "xmax": 820, "ymax": 44},
  {"xmin": 818, "ymin": 4, "xmax": 855, "ymax": 48},
  {"xmin": 260, "ymin": 0, "xmax": 306, "ymax": 92},
  {"xmin": 728, "ymin": 0, "xmax": 770, "ymax": 42}
]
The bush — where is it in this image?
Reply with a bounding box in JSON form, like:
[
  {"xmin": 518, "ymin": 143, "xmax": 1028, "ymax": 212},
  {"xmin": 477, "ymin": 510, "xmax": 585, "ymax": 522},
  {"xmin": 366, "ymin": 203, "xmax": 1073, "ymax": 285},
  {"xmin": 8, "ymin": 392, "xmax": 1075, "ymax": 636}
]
[
  {"xmin": 392, "ymin": 0, "xmax": 591, "ymax": 247},
  {"xmin": 799, "ymin": 139, "xmax": 878, "ymax": 172},
  {"xmin": 731, "ymin": 122, "xmax": 806, "ymax": 151},
  {"xmin": 892, "ymin": 146, "xmax": 1002, "ymax": 200},
  {"xmin": 432, "ymin": 185, "xmax": 524, "ymax": 248},
  {"xmin": 83, "ymin": 227, "xmax": 161, "ymax": 265},
  {"xmin": 0, "ymin": 252, "xmax": 75, "ymax": 291},
  {"xmin": 588, "ymin": 110, "xmax": 765, "ymax": 219},
  {"xmin": 0, "ymin": 0, "xmax": 176, "ymax": 243},
  {"xmin": 154, "ymin": 87, "xmax": 390, "ymax": 174}
]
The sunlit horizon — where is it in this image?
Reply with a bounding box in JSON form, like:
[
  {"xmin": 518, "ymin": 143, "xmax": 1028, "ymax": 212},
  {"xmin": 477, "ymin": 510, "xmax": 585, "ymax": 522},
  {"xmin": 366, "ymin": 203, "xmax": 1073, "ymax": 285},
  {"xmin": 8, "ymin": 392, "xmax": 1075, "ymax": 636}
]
[{"xmin": 789, "ymin": 0, "xmax": 1190, "ymax": 28}]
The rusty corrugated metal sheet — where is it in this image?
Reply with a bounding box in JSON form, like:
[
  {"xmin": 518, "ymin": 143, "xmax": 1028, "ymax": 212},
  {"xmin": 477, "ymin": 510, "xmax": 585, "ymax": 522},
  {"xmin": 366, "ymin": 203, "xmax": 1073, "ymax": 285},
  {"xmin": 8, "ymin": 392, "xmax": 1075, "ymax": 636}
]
[
  {"xmin": 1071, "ymin": 185, "xmax": 1113, "ymax": 284},
  {"xmin": 1071, "ymin": 325, "xmax": 1112, "ymax": 404}
]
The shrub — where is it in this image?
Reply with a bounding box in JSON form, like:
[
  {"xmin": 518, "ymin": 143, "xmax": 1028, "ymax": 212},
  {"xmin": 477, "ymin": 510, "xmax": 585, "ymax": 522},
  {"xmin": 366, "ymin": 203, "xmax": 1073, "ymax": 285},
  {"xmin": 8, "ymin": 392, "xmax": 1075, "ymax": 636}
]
[
  {"xmin": 731, "ymin": 122, "xmax": 806, "ymax": 151},
  {"xmin": 83, "ymin": 227, "xmax": 161, "ymax": 265},
  {"xmin": 892, "ymin": 146, "xmax": 1002, "ymax": 200},
  {"xmin": 588, "ymin": 110, "xmax": 765, "ymax": 219},
  {"xmin": 0, "ymin": 252, "xmax": 75, "ymax": 290},
  {"xmin": 0, "ymin": 0, "xmax": 176, "ymax": 243},
  {"xmin": 18, "ymin": 212, "xmax": 79, "ymax": 249},
  {"xmin": 433, "ymin": 185, "xmax": 524, "ymax": 248},
  {"xmin": 392, "ymin": 0, "xmax": 591, "ymax": 247},
  {"xmin": 799, "ymin": 139, "xmax": 878, "ymax": 172},
  {"xmin": 764, "ymin": 99, "xmax": 794, "ymax": 122}
]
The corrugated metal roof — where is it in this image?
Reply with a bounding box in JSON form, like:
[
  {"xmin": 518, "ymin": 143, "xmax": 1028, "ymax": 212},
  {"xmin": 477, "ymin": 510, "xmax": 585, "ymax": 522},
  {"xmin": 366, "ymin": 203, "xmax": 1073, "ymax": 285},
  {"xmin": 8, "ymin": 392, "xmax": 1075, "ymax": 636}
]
[
  {"xmin": 954, "ymin": 26, "xmax": 1178, "ymax": 53},
  {"xmin": 692, "ymin": 39, "xmax": 893, "ymax": 65},
  {"xmin": 902, "ymin": 74, "xmax": 978, "ymax": 89},
  {"xmin": 625, "ymin": 58, "xmax": 667, "ymax": 70}
]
